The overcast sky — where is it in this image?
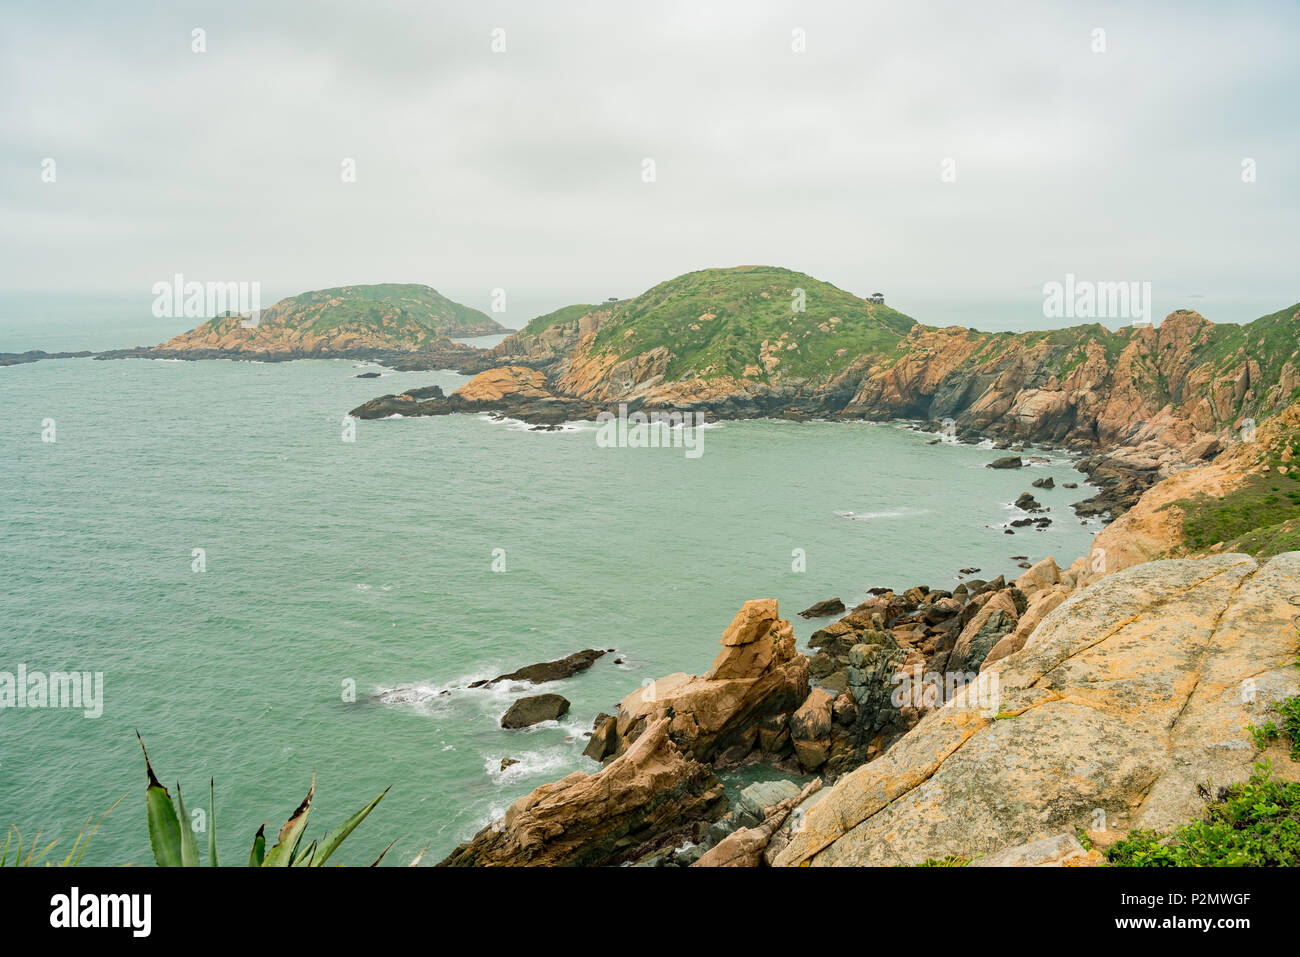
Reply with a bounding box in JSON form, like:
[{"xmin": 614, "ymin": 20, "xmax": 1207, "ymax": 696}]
[{"xmin": 2, "ymin": 1, "xmax": 1296, "ymax": 325}]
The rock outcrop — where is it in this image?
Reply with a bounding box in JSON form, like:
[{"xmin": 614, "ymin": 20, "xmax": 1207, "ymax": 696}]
[
  {"xmin": 500, "ymin": 694, "xmax": 570, "ymax": 729},
  {"xmin": 774, "ymin": 552, "xmax": 1300, "ymax": 866},
  {"xmin": 438, "ymin": 717, "xmax": 726, "ymax": 866},
  {"xmin": 470, "ymin": 649, "xmax": 607, "ymax": 687},
  {"xmin": 601, "ymin": 599, "xmax": 810, "ymax": 766},
  {"xmin": 693, "ymin": 778, "xmax": 822, "ymax": 867}
]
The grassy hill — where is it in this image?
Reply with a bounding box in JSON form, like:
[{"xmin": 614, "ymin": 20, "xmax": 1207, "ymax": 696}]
[
  {"xmin": 259, "ymin": 283, "xmax": 507, "ymax": 340},
  {"xmin": 517, "ymin": 266, "xmax": 916, "ymax": 381},
  {"xmin": 160, "ymin": 282, "xmax": 507, "ymax": 353}
]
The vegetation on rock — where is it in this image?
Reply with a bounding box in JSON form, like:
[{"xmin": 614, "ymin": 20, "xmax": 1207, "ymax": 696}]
[{"xmin": 1106, "ymin": 762, "xmax": 1300, "ymax": 867}]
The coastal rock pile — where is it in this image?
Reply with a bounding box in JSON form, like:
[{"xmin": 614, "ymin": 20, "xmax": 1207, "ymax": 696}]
[{"xmin": 797, "ymin": 557, "xmax": 1076, "ymax": 776}]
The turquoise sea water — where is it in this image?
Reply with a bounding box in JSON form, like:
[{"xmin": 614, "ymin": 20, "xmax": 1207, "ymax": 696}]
[{"xmin": 0, "ymin": 313, "xmax": 1103, "ymax": 865}]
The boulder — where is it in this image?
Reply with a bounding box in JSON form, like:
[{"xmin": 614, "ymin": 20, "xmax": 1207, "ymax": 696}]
[
  {"xmin": 775, "ymin": 553, "xmax": 1300, "ymax": 867},
  {"xmin": 790, "ymin": 688, "xmax": 834, "ymax": 770},
  {"xmin": 736, "ymin": 779, "xmax": 803, "ymax": 826},
  {"xmin": 471, "ymin": 649, "xmax": 606, "ymax": 687},
  {"xmin": 583, "ymin": 712, "xmax": 618, "ymax": 762},
  {"xmin": 981, "ymin": 586, "xmax": 1070, "ymax": 669},
  {"xmin": 798, "ymin": 597, "xmax": 846, "ymax": 619},
  {"xmin": 987, "ymin": 456, "xmax": 1023, "ymax": 469},
  {"xmin": 693, "ymin": 779, "xmax": 821, "ymax": 867},
  {"xmin": 1031, "ymin": 476, "xmax": 1055, "ymax": 489},
  {"xmin": 500, "ymin": 693, "xmax": 570, "ymax": 729},
  {"xmin": 1014, "ymin": 556, "xmax": 1060, "ymax": 596}
]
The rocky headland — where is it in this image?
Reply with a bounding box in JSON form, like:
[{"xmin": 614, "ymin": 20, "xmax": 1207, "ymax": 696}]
[
  {"xmin": 351, "ymin": 267, "xmax": 1300, "ymax": 516},
  {"xmin": 70, "ymin": 283, "xmax": 510, "ymax": 366}
]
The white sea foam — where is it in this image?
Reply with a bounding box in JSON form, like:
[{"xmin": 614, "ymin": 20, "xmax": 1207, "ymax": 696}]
[
  {"xmin": 484, "ymin": 749, "xmax": 573, "ymax": 784},
  {"xmin": 835, "ymin": 508, "xmax": 929, "ymax": 521}
]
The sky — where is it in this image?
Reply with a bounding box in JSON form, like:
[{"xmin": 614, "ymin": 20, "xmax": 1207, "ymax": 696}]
[{"xmin": 1, "ymin": 0, "xmax": 1297, "ymax": 328}]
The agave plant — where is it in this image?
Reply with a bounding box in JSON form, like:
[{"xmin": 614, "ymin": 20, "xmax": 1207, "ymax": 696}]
[{"xmin": 139, "ymin": 733, "xmax": 392, "ymax": 867}]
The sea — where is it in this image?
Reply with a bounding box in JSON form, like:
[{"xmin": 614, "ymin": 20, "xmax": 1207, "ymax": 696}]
[{"xmin": 0, "ymin": 293, "xmax": 1116, "ymax": 864}]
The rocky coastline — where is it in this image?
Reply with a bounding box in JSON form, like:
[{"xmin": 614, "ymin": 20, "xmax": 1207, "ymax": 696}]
[{"xmin": 433, "ymin": 397, "xmax": 1300, "ymax": 866}]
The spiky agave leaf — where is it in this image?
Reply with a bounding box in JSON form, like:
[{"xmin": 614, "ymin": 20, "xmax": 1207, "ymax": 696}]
[
  {"xmin": 174, "ymin": 783, "xmax": 200, "ymax": 867},
  {"xmin": 292, "ymin": 839, "xmax": 317, "ymax": 866},
  {"xmin": 249, "ymin": 824, "xmax": 266, "ymax": 867},
  {"xmin": 208, "ymin": 778, "xmax": 219, "ymax": 867},
  {"xmin": 369, "ymin": 839, "xmax": 397, "ymax": 867},
  {"xmin": 262, "ymin": 773, "xmax": 314, "ymax": 867},
  {"xmin": 137, "ymin": 733, "xmax": 184, "ymax": 867},
  {"xmin": 311, "ymin": 787, "xmax": 390, "ymax": 867}
]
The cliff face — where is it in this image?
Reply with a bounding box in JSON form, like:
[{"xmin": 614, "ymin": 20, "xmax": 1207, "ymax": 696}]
[
  {"xmin": 1072, "ymin": 396, "xmax": 1300, "ymax": 582},
  {"xmin": 153, "ymin": 283, "xmax": 506, "ymax": 358}
]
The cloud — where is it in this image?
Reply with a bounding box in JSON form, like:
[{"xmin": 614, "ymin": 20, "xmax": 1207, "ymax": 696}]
[{"xmin": 1, "ymin": 0, "xmax": 1296, "ymax": 323}]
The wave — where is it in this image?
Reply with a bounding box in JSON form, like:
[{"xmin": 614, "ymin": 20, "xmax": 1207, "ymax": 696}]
[
  {"xmin": 483, "ymin": 747, "xmax": 576, "ymax": 785},
  {"xmin": 835, "ymin": 508, "xmax": 930, "ymax": 521}
]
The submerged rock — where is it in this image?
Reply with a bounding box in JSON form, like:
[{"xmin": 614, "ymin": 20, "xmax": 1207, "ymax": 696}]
[
  {"xmin": 470, "ymin": 649, "xmax": 607, "ymax": 687},
  {"xmin": 798, "ymin": 597, "xmax": 846, "ymax": 619}
]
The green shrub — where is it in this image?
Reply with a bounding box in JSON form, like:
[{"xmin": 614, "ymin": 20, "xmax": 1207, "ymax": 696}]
[{"xmin": 1106, "ymin": 762, "xmax": 1300, "ymax": 866}]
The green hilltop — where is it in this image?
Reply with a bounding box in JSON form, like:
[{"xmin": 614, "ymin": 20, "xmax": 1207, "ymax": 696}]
[
  {"xmin": 264, "ymin": 283, "xmax": 507, "ymax": 339},
  {"xmin": 518, "ymin": 265, "xmax": 916, "ymax": 380}
]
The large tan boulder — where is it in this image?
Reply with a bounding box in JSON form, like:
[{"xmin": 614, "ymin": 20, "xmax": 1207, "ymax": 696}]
[
  {"xmin": 944, "ymin": 589, "xmax": 1020, "ymax": 673},
  {"xmin": 438, "ymin": 717, "xmax": 725, "ymax": 867},
  {"xmin": 610, "ymin": 600, "xmax": 810, "ymax": 764},
  {"xmin": 775, "ymin": 552, "xmax": 1300, "ymax": 867},
  {"xmin": 789, "ymin": 688, "xmax": 835, "ymax": 771},
  {"xmin": 981, "ymin": 585, "xmax": 1070, "ymax": 669},
  {"xmin": 1014, "ymin": 556, "xmax": 1059, "ymax": 596},
  {"xmin": 453, "ymin": 365, "xmax": 551, "ymax": 403}
]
